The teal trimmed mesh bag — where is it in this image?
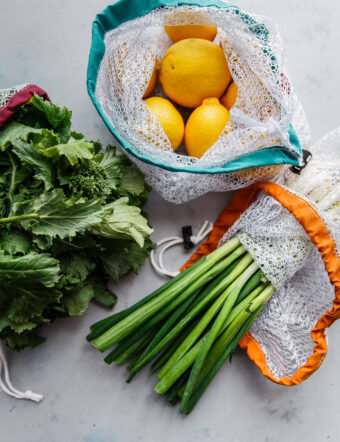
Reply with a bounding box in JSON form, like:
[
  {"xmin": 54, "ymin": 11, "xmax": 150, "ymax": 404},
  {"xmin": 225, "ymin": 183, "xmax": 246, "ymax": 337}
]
[{"xmin": 87, "ymin": 0, "xmax": 309, "ymax": 203}]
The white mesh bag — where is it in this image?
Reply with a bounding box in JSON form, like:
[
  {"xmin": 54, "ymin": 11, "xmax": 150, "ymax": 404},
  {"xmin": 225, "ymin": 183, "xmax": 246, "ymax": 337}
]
[
  {"xmin": 185, "ymin": 127, "xmax": 340, "ymax": 384},
  {"xmin": 87, "ymin": 0, "xmax": 309, "ymax": 203}
]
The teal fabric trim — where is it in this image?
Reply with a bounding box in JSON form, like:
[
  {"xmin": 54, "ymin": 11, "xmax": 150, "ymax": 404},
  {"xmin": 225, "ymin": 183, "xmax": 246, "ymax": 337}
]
[
  {"xmin": 87, "ymin": 0, "xmax": 302, "ymax": 175},
  {"xmin": 288, "ymin": 124, "xmax": 302, "ymax": 155}
]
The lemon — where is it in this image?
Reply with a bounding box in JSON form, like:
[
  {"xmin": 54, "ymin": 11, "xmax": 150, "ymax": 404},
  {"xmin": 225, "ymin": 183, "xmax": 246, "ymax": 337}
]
[
  {"xmin": 221, "ymin": 81, "xmax": 238, "ymax": 110},
  {"xmin": 144, "ymin": 97, "xmax": 184, "ymax": 150},
  {"xmin": 159, "ymin": 38, "xmax": 231, "ymax": 108},
  {"xmin": 184, "ymin": 97, "xmax": 230, "ymax": 158},
  {"xmin": 164, "ymin": 25, "xmax": 217, "ymax": 42},
  {"xmin": 142, "ymin": 57, "xmax": 159, "ymax": 99}
]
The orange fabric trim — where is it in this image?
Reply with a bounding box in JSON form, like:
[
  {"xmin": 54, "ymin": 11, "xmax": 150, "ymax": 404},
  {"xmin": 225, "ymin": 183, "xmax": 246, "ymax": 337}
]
[
  {"xmin": 180, "ymin": 188, "xmax": 260, "ymax": 271},
  {"xmin": 182, "ymin": 182, "xmax": 340, "ymax": 385}
]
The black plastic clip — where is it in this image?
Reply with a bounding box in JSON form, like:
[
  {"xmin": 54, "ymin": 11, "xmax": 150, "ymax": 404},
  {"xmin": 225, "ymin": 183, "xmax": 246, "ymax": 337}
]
[
  {"xmin": 182, "ymin": 226, "xmax": 194, "ymax": 249},
  {"xmin": 289, "ymin": 150, "xmax": 312, "ymax": 175}
]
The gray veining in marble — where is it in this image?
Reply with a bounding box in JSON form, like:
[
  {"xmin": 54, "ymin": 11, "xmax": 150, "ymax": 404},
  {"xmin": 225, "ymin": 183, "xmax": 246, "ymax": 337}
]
[{"xmin": 0, "ymin": 1, "xmax": 340, "ymax": 441}]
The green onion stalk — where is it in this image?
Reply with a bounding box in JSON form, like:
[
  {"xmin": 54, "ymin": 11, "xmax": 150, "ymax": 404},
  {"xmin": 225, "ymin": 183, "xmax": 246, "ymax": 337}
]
[{"xmin": 88, "ymin": 236, "xmax": 275, "ymax": 414}]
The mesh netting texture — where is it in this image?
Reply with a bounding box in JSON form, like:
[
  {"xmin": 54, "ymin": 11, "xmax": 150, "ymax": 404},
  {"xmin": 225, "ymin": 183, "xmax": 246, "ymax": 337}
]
[
  {"xmin": 94, "ymin": 5, "xmax": 310, "ymax": 203},
  {"xmin": 0, "ymin": 84, "xmax": 28, "ymax": 109},
  {"xmin": 217, "ymin": 128, "xmax": 340, "ymax": 379}
]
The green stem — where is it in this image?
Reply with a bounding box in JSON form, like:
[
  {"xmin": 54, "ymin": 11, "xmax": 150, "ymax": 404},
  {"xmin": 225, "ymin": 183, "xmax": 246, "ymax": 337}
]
[
  {"xmin": 8, "ymin": 151, "xmax": 17, "ymax": 201},
  {"xmin": 154, "ymin": 336, "xmax": 202, "ymax": 395},
  {"xmin": 128, "ymin": 291, "xmax": 198, "ymax": 372},
  {"xmin": 158, "ymin": 256, "xmax": 257, "ymax": 379},
  {"xmin": 248, "ymin": 283, "xmax": 275, "ymax": 312},
  {"xmin": 236, "ymin": 269, "xmax": 263, "ymax": 304},
  {"xmin": 156, "ymin": 280, "xmax": 271, "ymax": 397},
  {"xmin": 180, "ymin": 286, "xmax": 240, "ymax": 412},
  {"xmin": 113, "ymin": 329, "xmax": 155, "ymax": 366},
  {"xmin": 107, "ymin": 249, "xmax": 244, "ymax": 360},
  {"xmin": 94, "ymin": 238, "xmax": 242, "ymax": 352},
  {"xmin": 223, "ymin": 282, "xmax": 268, "ymax": 330},
  {"xmin": 0, "ymin": 213, "xmax": 39, "ymax": 223},
  {"xmin": 150, "ymin": 319, "xmax": 201, "ymax": 372},
  {"xmin": 195, "ymin": 283, "xmax": 275, "ymax": 387},
  {"xmin": 104, "ymin": 290, "xmax": 199, "ymax": 365},
  {"xmin": 185, "ymin": 306, "xmax": 264, "ymax": 414},
  {"xmin": 87, "ymin": 258, "xmax": 205, "ymax": 341},
  {"xmin": 147, "ymin": 257, "xmax": 244, "ymax": 373},
  {"xmin": 129, "ymin": 250, "xmax": 246, "ymax": 374},
  {"xmin": 166, "ymin": 371, "xmax": 190, "ymax": 406}
]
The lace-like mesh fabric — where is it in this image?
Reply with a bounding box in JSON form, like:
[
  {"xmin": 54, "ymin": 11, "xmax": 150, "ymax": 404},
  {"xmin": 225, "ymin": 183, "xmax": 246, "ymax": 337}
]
[
  {"xmin": 251, "ymin": 249, "xmax": 334, "ymax": 379},
  {"xmin": 218, "ymin": 192, "xmax": 336, "ymax": 378},
  {"xmin": 94, "ymin": 6, "xmax": 309, "ymax": 203},
  {"xmin": 215, "ymin": 128, "xmax": 340, "ymax": 379},
  {"xmin": 224, "ymin": 192, "xmax": 314, "ymax": 288},
  {"xmin": 286, "ymin": 126, "xmax": 340, "ymax": 231},
  {"xmin": 0, "ymin": 84, "xmax": 28, "ymax": 109}
]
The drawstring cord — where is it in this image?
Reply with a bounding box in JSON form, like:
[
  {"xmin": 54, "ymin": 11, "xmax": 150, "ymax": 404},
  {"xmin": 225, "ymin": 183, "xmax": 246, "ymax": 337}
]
[
  {"xmin": 0, "ymin": 220, "xmax": 212, "ymax": 401},
  {"xmin": 0, "ymin": 340, "xmax": 43, "ymax": 402},
  {"xmin": 150, "ymin": 220, "xmax": 213, "ymax": 278}
]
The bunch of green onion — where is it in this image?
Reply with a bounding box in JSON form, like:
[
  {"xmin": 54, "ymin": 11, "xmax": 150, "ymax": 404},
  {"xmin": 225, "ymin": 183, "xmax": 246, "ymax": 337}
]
[{"xmin": 88, "ymin": 237, "xmax": 275, "ymax": 414}]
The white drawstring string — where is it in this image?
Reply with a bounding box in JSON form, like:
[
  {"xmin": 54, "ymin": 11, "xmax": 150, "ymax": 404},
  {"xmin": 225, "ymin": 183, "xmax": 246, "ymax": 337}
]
[
  {"xmin": 150, "ymin": 220, "xmax": 213, "ymax": 277},
  {"xmin": 150, "ymin": 237, "xmax": 183, "ymax": 277},
  {"xmin": 158, "ymin": 238, "xmax": 183, "ymax": 277},
  {"xmin": 0, "ymin": 340, "xmax": 43, "ymax": 402}
]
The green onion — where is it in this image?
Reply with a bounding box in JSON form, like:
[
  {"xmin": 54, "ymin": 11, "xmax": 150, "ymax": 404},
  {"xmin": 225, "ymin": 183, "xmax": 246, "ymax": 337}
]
[
  {"xmin": 94, "ymin": 238, "xmax": 242, "ymax": 351},
  {"xmin": 184, "ymin": 306, "xmax": 264, "ymax": 414},
  {"xmin": 87, "ymin": 256, "xmax": 206, "ymax": 341},
  {"xmin": 158, "ymin": 257, "xmax": 258, "ymax": 379},
  {"xmin": 180, "ymin": 285, "xmax": 240, "ymax": 412},
  {"xmin": 89, "ymin": 236, "xmax": 277, "ymax": 414},
  {"xmin": 130, "ymin": 253, "xmax": 246, "ymax": 375}
]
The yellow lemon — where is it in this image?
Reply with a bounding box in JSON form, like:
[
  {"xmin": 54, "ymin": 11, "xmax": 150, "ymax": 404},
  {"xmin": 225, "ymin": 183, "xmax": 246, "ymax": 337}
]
[
  {"xmin": 159, "ymin": 38, "xmax": 231, "ymax": 108},
  {"xmin": 164, "ymin": 8, "xmax": 217, "ymax": 42},
  {"xmin": 184, "ymin": 97, "xmax": 230, "ymax": 158},
  {"xmin": 164, "ymin": 25, "xmax": 217, "ymax": 42},
  {"xmin": 142, "ymin": 57, "xmax": 159, "ymax": 99},
  {"xmin": 221, "ymin": 81, "xmax": 238, "ymax": 110},
  {"xmin": 144, "ymin": 97, "xmax": 184, "ymax": 150}
]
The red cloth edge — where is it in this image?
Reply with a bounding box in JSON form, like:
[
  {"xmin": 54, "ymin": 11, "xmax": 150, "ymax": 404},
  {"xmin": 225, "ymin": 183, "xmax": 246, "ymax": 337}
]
[{"xmin": 0, "ymin": 84, "xmax": 50, "ymax": 128}]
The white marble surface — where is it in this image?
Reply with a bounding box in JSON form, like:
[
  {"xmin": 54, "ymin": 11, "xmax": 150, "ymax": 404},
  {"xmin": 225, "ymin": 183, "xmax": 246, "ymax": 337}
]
[{"xmin": 1, "ymin": 1, "xmax": 340, "ymax": 441}]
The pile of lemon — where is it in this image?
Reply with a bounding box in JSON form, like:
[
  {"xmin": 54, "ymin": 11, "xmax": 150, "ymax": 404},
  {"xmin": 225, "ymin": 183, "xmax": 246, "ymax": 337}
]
[{"xmin": 143, "ymin": 25, "xmax": 237, "ymax": 158}]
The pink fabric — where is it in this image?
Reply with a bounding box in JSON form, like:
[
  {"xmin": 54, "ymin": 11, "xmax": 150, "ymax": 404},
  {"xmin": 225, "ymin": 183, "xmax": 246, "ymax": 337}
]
[{"xmin": 0, "ymin": 84, "xmax": 50, "ymax": 127}]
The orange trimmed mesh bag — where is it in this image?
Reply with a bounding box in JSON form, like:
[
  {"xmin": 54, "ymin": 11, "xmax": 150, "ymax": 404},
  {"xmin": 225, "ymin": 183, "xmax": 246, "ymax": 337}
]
[{"xmin": 183, "ymin": 127, "xmax": 340, "ymax": 384}]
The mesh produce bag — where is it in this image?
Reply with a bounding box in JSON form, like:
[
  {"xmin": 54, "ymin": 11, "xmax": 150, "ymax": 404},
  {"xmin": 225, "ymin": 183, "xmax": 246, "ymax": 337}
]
[
  {"xmin": 182, "ymin": 128, "xmax": 340, "ymax": 384},
  {"xmin": 87, "ymin": 0, "xmax": 310, "ymax": 203}
]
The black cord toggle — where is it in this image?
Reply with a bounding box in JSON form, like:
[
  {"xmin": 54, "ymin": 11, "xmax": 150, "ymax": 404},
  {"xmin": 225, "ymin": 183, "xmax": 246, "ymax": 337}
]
[
  {"xmin": 290, "ymin": 150, "xmax": 312, "ymax": 175},
  {"xmin": 182, "ymin": 226, "xmax": 194, "ymax": 249}
]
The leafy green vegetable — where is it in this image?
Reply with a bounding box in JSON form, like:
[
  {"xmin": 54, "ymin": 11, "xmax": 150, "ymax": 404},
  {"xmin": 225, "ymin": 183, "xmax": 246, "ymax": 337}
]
[
  {"xmin": 0, "ymin": 94, "xmax": 153, "ymax": 350},
  {"xmin": 0, "ymin": 230, "xmax": 31, "ymax": 255},
  {"xmin": 62, "ymin": 285, "xmax": 95, "ymax": 316},
  {"xmin": 93, "ymin": 197, "xmax": 153, "ymax": 247},
  {"xmin": 41, "ymin": 135, "xmax": 95, "ymax": 166},
  {"xmin": 0, "ymin": 252, "xmax": 60, "ymax": 287},
  {"xmin": 11, "ymin": 138, "xmax": 54, "ymax": 188},
  {"xmin": 101, "ymin": 238, "xmax": 154, "ymax": 284}
]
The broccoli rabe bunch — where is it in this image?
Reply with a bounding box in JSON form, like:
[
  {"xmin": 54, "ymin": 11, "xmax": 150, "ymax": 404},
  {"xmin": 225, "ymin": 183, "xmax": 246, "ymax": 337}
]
[{"xmin": 0, "ymin": 94, "xmax": 153, "ymax": 350}]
